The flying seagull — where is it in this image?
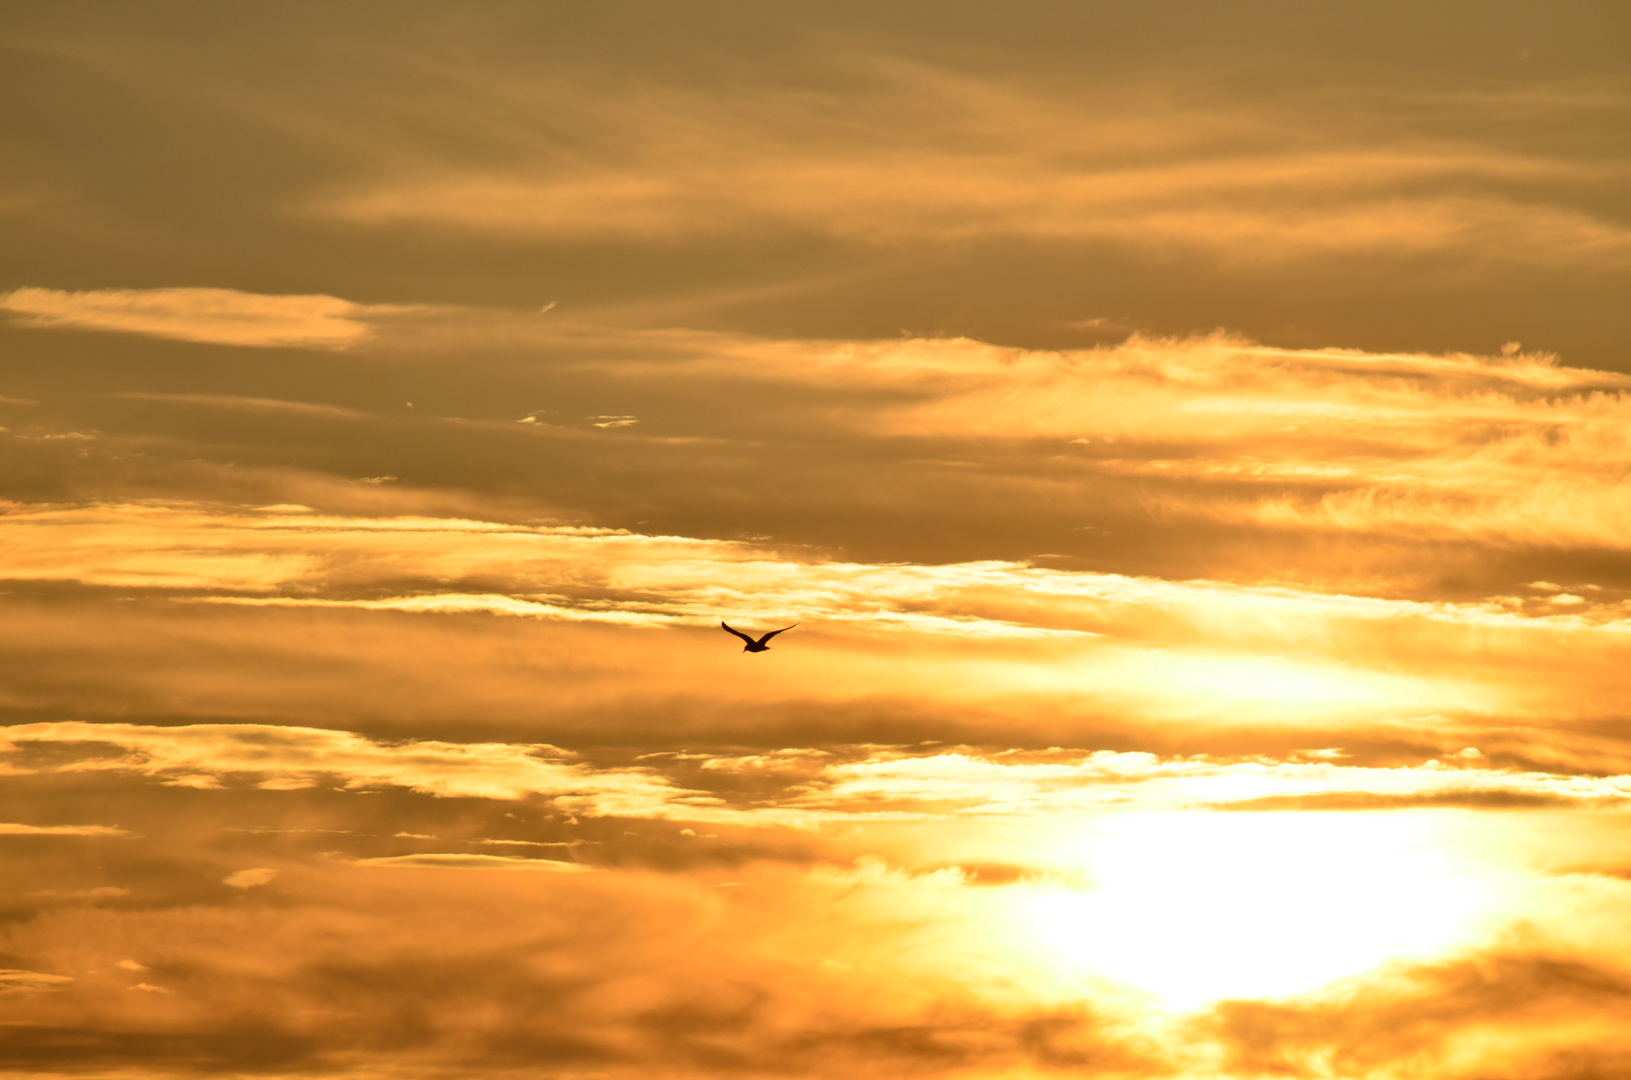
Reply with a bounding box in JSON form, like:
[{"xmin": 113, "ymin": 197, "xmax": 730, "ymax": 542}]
[{"xmin": 721, "ymin": 621, "xmax": 797, "ymax": 653}]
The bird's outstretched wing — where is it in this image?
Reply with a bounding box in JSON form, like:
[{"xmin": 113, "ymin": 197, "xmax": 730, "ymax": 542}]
[
  {"xmin": 754, "ymin": 623, "xmax": 798, "ymax": 646},
  {"xmin": 721, "ymin": 621, "xmax": 758, "ymax": 645}
]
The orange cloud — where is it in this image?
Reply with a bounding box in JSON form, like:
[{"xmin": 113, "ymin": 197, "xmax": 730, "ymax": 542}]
[
  {"xmin": 0, "ymin": 823, "xmax": 129, "ymax": 837},
  {"xmin": 4, "ymin": 499, "xmax": 1631, "ymax": 737},
  {"xmin": 7, "ymin": 720, "xmax": 1630, "ymax": 829},
  {"xmin": 626, "ymin": 329, "xmax": 1631, "ymax": 553},
  {"xmin": 0, "ymin": 287, "xmax": 412, "ymax": 349},
  {"xmin": 304, "ymin": 64, "xmax": 1631, "ymax": 268},
  {"xmin": 0, "ymin": 720, "xmax": 699, "ymax": 818}
]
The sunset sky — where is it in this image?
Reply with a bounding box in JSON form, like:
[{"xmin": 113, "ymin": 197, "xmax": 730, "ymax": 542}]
[{"xmin": 5, "ymin": 3, "xmax": 1631, "ymax": 1077}]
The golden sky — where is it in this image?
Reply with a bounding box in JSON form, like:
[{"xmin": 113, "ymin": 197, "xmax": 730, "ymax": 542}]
[{"xmin": 4, "ymin": 3, "xmax": 1631, "ymax": 1077}]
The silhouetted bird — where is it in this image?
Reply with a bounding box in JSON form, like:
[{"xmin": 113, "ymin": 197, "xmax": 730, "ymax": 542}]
[{"xmin": 721, "ymin": 621, "xmax": 797, "ymax": 653}]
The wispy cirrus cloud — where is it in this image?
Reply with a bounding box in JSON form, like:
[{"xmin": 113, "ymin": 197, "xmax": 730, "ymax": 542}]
[
  {"xmin": 9, "ymin": 309, "xmax": 1631, "ymax": 587},
  {"xmin": 305, "ymin": 62, "xmax": 1631, "ymax": 268},
  {"xmin": 790, "ymin": 748, "xmax": 1631, "ymax": 816},
  {"xmin": 8, "ymin": 500, "xmax": 1631, "ymax": 632},
  {"xmin": 0, "ymin": 287, "xmax": 413, "ymax": 349},
  {"xmin": 0, "ymin": 720, "xmax": 701, "ymax": 818},
  {"xmin": 0, "ymin": 969, "xmax": 74, "ymax": 993},
  {"xmin": 621, "ymin": 329, "xmax": 1631, "ymax": 554},
  {"xmin": 332, "ymin": 164, "xmax": 1631, "ymax": 265},
  {"xmin": 0, "ymin": 823, "xmax": 129, "ymax": 837},
  {"xmin": 3, "ymin": 500, "xmax": 1631, "ymax": 736},
  {"xmin": 354, "ymin": 853, "xmax": 595, "ymax": 871},
  {"xmin": 6, "ymin": 721, "xmax": 1630, "ymax": 826},
  {"xmin": 108, "ymin": 393, "xmax": 372, "ymax": 421}
]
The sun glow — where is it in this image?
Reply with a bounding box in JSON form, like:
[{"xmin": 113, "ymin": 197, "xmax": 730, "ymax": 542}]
[{"xmin": 1011, "ymin": 811, "xmax": 1497, "ymax": 1010}]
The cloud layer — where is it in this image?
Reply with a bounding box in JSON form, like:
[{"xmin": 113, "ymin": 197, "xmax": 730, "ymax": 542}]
[
  {"xmin": 0, "ymin": 287, "xmax": 402, "ymax": 348},
  {"xmin": 7, "ymin": 5, "xmax": 1631, "ymax": 1076}
]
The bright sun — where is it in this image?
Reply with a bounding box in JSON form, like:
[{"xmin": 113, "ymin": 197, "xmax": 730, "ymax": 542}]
[{"xmin": 1009, "ymin": 810, "xmax": 1495, "ymax": 1010}]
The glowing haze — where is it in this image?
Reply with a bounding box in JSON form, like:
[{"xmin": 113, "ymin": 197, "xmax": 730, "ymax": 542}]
[{"xmin": 4, "ymin": 4, "xmax": 1631, "ymax": 1077}]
